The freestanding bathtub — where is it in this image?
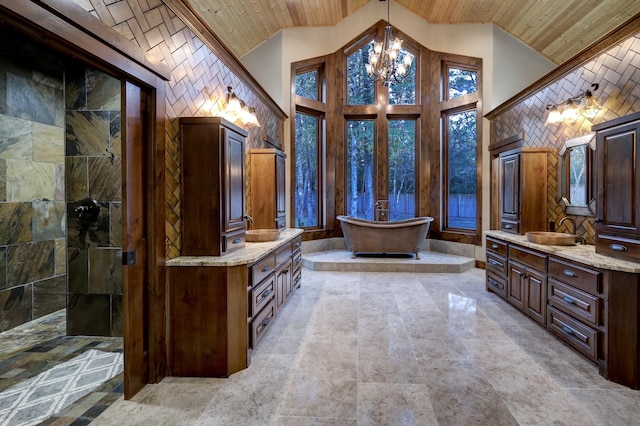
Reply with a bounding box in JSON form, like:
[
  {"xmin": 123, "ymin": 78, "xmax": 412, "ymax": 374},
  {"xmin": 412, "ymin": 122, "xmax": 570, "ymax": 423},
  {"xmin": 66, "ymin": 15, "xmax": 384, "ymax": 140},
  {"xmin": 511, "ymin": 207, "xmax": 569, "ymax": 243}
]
[{"xmin": 337, "ymin": 215, "xmax": 434, "ymax": 259}]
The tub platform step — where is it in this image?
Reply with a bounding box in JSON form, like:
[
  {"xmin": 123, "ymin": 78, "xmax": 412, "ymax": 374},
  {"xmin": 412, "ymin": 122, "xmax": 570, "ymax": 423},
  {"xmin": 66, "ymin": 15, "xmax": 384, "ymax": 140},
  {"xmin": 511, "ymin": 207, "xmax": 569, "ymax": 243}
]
[{"xmin": 302, "ymin": 250, "xmax": 475, "ymax": 273}]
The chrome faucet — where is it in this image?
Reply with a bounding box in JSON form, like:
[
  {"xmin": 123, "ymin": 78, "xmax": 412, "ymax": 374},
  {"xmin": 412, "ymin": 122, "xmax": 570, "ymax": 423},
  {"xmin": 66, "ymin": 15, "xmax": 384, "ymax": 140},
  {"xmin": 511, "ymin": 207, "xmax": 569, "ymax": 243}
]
[
  {"xmin": 243, "ymin": 215, "xmax": 254, "ymax": 230},
  {"xmin": 558, "ymin": 216, "xmax": 576, "ymax": 235}
]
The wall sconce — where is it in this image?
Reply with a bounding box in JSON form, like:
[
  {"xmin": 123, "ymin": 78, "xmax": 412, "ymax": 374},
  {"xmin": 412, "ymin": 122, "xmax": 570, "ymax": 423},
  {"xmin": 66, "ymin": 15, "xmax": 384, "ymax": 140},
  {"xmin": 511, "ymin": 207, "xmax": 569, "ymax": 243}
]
[
  {"xmin": 221, "ymin": 86, "xmax": 260, "ymax": 128},
  {"xmin": 545, "ymin": 83, "xmax": 601, "ymax": 126}
]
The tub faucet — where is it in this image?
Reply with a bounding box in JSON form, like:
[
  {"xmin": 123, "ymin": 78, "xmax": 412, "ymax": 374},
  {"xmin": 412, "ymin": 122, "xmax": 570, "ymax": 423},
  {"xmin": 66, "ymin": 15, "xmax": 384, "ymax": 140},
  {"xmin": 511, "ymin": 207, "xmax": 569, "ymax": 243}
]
[
  {"xmin": 375, "ymin": 200, "xmax": 389, "ymax": 222},
  {"xmin": 558, "ymin": 216, "xmax": 576, "ymax": 235},
  {"xmin": 243, "ymin": 215, "xmax": 254, "ymax": 230}
]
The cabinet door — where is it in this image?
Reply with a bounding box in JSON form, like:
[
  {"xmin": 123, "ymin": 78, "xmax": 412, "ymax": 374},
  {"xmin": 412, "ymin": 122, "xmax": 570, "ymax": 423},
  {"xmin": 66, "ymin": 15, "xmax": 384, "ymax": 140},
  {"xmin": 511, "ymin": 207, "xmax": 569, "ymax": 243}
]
[
  {"xmin": 224, "ymin": 128, "xmax": 246, "ymax": 232},
  {"xmin": 500, "ymin": 153, "xmax": 520, "ymax": 221},
  {"xmin": 275, "ymin": 262, "xmax": 290, "ymax": 312},
  {"xmin": 508, "ymin": 260, "xmax": 526, "ymax": 311},
  {"xmin": 524, "ymin": 267, "xmax": 546, "ymax": 325},
  {"xmin": 276, "ymin": 152, "xmax": 286, "ymax": 221},
  {"xmin": 596, "ymin": 121, "xmax": 640, "ymax": 237}
]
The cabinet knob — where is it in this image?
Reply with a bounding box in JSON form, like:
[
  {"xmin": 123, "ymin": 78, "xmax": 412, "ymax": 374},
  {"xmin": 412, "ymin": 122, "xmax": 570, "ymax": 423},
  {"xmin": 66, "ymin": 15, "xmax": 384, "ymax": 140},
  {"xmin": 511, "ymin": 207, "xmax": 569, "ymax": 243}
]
[
  {"xmin": 232, "ymin": 238, "xmax": 242, "ymax": 244},
  {"xmin": 260, "ymin": 289, "xmax": 271, "ymax": 300},
  {"xmin": 563, "ymin": 269, "xmax": 578, "ymax": 278},
  {"xmin": 262, "ymin": 265, "xmax": 270, "ymax": 272},
  {"xmin": 594, "ymin": 218, "xmax": 602, "ymax": 223},
  {"xmin": 491, "ymin": 244, "xmax": 499, "ymax": 249},
  {"xmin": 562, "ymin": 295, "xmax": 576, "ymax": 305},
  {"xmin": 504, "ymin": 224, "xmax": 512, "ymax": 229}
]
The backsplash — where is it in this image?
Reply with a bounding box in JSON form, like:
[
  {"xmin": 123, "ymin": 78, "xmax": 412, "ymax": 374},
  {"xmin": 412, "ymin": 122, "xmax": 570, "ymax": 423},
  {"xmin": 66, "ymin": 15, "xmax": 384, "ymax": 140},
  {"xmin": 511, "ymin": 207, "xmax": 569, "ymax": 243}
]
[
  {"xmin": 70, "ymin": 0, "xmax": 286, "ymax": 259},
  {"xmin": 489, "ymin": 33, "xmax": 640, "ymax": 243}
]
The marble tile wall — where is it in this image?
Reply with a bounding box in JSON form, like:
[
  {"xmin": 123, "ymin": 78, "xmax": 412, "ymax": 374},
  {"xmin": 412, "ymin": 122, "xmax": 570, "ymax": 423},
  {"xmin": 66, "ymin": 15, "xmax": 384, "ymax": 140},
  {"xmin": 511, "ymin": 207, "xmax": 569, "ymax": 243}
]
[
  {"xmin": 65, "ymin": 67, "xmax": 123, "ymax": 337},
  {"xmin": 0, "ymin": 53, "xmax": 67, "ymax": 332}
]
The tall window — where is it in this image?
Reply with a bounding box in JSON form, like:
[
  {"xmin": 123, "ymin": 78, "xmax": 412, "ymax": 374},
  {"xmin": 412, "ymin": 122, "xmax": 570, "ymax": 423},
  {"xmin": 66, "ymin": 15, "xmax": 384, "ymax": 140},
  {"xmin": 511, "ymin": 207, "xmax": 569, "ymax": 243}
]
[
  {"xmin": 442, "ymin": 63, "xmax": 480, "ymax": 232},
  {"xmin": 293, "ymin": 65, "xmax": 324, "ymax": 229},
  {"xmin": 344, "ymin": 37, "xmax": 419, "ymax": 222}
]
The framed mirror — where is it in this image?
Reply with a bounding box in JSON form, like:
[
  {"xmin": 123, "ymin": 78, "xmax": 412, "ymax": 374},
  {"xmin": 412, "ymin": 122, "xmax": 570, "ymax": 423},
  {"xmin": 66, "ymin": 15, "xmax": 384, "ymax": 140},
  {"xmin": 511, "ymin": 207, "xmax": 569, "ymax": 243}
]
[{"xmin": 558, "ymin": 133, "xmax": 596, "ymax": 216}]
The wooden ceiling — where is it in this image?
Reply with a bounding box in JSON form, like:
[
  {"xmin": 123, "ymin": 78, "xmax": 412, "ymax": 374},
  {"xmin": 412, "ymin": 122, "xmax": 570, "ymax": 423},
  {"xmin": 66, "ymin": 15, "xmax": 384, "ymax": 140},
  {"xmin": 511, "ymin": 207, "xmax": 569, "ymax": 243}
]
[{"xmin": 185, "ymin": 0, "xmax": 640, "ymax": 64}]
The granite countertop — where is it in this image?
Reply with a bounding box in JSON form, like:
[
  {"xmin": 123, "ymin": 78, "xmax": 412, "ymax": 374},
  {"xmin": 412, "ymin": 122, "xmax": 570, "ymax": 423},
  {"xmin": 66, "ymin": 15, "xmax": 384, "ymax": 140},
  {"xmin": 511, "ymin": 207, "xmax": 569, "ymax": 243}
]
[
  {"xmin": 484, "ymin": 230, "xmax": 640, "ymax": 273},
  {"xmin": 167, "ymin": 228, "xmax": 304, "ymax": 267}
]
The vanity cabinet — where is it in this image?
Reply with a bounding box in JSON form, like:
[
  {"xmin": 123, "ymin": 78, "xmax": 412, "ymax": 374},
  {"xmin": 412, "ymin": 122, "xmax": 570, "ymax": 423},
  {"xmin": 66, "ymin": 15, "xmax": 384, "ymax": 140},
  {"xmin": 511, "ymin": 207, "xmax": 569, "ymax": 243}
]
[
  {"xmin": 498, "ymin": 148, "xmax": 549, "ymax": 234},
  {"xmin": 593, "ymin": 111, "xmax": 640, "ymax": 263},
  {"xmin": 168, "ymin": 230, "xmax": 303, "ymax": 377},
  {"xmin": 180, "ymin": 117, "xmax": 247, "ymax": 256},
  {"xmin": 249, "ymin": 148, "xmax": 286, "ymax": 229},
  {"xmin": 485, "ymin": 231, "xmax": 640, "ymax": 389}
]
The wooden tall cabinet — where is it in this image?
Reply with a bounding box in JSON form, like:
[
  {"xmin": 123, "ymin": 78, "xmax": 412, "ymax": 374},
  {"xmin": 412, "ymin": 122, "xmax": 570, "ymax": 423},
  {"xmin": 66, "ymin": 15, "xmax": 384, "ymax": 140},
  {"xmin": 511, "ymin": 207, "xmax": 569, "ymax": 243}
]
[
  {"xmin": 593, "ymin": 111, "xmax": 640, "ymax": 262},
  {"xmin": 499, "ymin": 147, "xmax": 549, "ymax": 234},
  {"xmin": 249, "ymin": 148, "xmax": 286, "ymax": 229},
  {"xmin": 180, "ymin": 117, "xmax": 248, "ymax": 256}
]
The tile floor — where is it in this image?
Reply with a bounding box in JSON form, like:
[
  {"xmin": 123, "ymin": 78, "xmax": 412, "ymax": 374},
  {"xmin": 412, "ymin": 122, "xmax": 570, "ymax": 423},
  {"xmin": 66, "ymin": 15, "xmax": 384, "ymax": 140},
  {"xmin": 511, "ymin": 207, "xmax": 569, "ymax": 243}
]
[
  {"xmin": 89, "ymin": 267, "xmax": 640, "ymax": 425},
  {"xmin": 0, "ymin": 310, "xmax": 124, "ymax": 425}
]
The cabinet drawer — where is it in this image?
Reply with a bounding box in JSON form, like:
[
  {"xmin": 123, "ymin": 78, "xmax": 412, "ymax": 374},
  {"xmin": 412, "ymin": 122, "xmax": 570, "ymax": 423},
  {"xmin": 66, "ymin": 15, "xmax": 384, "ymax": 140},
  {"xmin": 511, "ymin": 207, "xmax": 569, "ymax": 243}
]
[
  {"xmin": 275, "ymin": 243, "xmax": 293, "ymax": 267},
  {"xmin": 548, "ymin": 278, "xmax": 601, "ymax": 326},
  {"xmin": 275, "ymin": 217, "xmax": 286, "ymax": 229},
  {"xmin": 291, "ymin": 236, "xmax": 302, "ymax": 252},
  {"xmin": 501, "ymin": 219, "xmax": 519, "ymax": 234},
  {"xmin": 547, "ymin": 306, "xmax": 598, "ymax": 362},
  {"xmin": 486, "ymin": 252, "xmax": 508, "ymax": 277},
  {"xmin": 292, "ymin": 268, "xmax": 302, "ymax": 290},
  {"xmin": 596, "ymin": 234, "xmax": 640, "ymax": 264},
  {"xmin": 486, "ymin": 237, "xmax": 508, "ymax": 257},
  {"xmin": 292, "ymin": 250, "xmax": 303, "ymax": 271},
  {"xmin": 250, "ymin": 275, "xmax": 275, "ymax": 317},
  {"xmin": 486, "ymin": 271, "xmax": 507, "ymax": 299},
  {"xmin": 251, "ymin": 299, "xmax": 275, "ymax": 348},
  {"xmin": 510, "ymin": 245, "xmax": 547, "ymax": 271},
  {"xmin": 223, "ymin": 229, "xmax": 245, "ymax": 253},
  {"xmin": 548, "ymin": 257, "xmax": 601, "ymax": 294},
  {"xmin": 250, "ymin": 254, "xmax": 275, "ymax": 287}
]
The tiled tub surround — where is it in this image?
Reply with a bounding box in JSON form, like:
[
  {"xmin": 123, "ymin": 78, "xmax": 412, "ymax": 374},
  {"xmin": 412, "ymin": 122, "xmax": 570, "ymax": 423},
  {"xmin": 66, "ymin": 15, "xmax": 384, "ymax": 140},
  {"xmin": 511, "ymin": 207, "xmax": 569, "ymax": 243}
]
[
  {"xmin": 92, "ymin": 266, "xmax": 640, "ymax": 425},
  {"xmin": 485, "ymin": 230, "xmax": 640, "ymax": 389},
  {"xmin": 0, "ymin": 48, "xmax": 67, "ymax": 332}
]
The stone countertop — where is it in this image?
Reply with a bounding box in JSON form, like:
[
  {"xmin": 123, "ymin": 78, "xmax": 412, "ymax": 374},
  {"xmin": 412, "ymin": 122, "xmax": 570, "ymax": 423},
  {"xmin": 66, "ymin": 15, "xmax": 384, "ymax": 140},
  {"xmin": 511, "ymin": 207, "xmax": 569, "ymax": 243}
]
[
  {"xmin": 167, "ymin": 228, "xmax": 304, "ymax": 267},
  {"xmin": 484, "ymin": 230, "xmax": 640, "ymax": 273}
]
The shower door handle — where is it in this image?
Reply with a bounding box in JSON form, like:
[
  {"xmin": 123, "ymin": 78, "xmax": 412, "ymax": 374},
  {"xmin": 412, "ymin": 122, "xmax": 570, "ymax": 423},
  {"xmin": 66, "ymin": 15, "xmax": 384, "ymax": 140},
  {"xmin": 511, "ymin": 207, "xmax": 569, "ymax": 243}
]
[{"xmin": 122, "ymin": 250, "xmax": 137, "ymax": 265}]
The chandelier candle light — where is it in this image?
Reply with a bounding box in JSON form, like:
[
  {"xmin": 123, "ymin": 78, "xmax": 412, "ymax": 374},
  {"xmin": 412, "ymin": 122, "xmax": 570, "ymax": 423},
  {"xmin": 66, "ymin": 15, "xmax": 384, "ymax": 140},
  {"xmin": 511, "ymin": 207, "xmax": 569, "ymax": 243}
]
[{"xmin": 365, "ymin": 0, "xmax": 413, "ymax": 86}]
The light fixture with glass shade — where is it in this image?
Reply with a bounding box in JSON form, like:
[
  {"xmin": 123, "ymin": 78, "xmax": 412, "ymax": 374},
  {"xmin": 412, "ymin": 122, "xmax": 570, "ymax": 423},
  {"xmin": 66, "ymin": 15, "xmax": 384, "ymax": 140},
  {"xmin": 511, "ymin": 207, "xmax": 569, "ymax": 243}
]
[
  {"xmin": 220, "ymin": 86, "xmax": 260, "ymax": 128},
  {"xmin": 544, "ymin": 83, "xmax": 601, "ymax": 126},
  {"xmin": 365, "ymin": 0, "xmax": 413, "ymax": 87}
]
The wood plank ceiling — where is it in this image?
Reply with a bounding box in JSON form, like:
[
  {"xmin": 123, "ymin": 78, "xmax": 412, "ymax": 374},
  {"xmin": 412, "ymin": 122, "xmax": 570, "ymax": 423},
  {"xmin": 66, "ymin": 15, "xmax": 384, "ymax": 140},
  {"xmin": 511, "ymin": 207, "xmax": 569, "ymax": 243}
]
[{"xmin": 185, "ymin": 0, "xmax": 640, "ymax": 64}]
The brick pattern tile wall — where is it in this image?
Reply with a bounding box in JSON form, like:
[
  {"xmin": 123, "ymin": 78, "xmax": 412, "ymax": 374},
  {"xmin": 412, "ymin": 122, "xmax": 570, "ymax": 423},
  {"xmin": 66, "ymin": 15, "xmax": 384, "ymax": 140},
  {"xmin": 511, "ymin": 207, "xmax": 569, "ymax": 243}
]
[
  {"xmin": 72, "ymin": 0, "xmax": 285, "ymax": 259},
  {"xmin": 490, "ymin": 34, "xmax": 640, "ymax": 242}
]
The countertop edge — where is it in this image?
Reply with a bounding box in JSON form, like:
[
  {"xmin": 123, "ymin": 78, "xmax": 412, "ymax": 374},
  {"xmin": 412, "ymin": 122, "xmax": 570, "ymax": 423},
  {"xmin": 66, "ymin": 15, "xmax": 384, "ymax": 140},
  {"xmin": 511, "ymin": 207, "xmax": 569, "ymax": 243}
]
[
  {"xmin": 484, "ymin": 230, "xmax": 640, "ymax": 273},
  {"xmin": 167, "ymin": 228, "xmax": 304, "ymax": 267}
]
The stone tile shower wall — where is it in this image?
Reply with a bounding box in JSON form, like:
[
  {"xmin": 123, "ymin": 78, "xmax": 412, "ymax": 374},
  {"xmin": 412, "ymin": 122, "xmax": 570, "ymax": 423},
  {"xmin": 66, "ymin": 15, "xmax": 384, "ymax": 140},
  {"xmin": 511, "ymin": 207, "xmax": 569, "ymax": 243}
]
[
  {"xmin": 0, "ymin": 50, "xmax": 67, "ymax": 332},
  {"xmin": 490, "ymin": 33, "xmax": 640, "ymax": 243},
  {"xmin": 71, "ymin": 0, "xmax": 286, "ymax": 259},
  {"xmin": 65, "ymin": 67, "xmax": 123, "ymax": 337}
]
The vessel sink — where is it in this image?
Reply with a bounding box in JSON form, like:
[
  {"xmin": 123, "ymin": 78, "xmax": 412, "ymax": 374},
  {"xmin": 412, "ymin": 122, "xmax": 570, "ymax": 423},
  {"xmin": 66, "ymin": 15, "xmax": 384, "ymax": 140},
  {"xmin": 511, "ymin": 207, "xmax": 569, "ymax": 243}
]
[
  {"xmin": 245, "ymin": 229, "xmax": 281, "ymax": 242},
  {"xmin": 525, "ymin": 231, "xmax": 576, "ymax": 246}
]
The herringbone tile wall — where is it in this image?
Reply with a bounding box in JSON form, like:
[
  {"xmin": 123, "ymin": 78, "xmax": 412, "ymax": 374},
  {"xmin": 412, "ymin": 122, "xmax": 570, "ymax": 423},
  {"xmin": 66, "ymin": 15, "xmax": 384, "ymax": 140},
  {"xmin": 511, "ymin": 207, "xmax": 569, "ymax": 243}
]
[
  {"xmin": 491, "ymin": 34, "xmax": 640, "ymax": 243},
  {"xmin": 72, "ymin": 0, "xmax": 284, "ymax": 259}
]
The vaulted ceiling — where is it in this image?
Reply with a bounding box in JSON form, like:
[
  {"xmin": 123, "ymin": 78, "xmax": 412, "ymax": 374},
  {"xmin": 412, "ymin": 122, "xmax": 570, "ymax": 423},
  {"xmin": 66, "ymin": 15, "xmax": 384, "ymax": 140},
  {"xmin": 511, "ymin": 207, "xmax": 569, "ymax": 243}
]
[{"xmin": 185, "ymin": 0, "xmax": 640, "ymax": 64}]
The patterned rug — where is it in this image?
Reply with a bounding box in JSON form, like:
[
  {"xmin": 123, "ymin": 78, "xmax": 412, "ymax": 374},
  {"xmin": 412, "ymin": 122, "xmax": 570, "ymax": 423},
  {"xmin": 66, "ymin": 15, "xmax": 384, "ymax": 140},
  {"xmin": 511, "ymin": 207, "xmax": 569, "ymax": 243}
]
[{"xmin": 0, "ymin": 349, "xmax": 123, "ymax": 426}]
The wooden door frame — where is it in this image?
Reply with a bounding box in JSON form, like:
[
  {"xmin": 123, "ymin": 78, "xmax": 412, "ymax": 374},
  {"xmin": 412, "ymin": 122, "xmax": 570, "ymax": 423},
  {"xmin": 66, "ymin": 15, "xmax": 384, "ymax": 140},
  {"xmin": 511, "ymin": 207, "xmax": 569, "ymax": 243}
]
[{"xmin": 0, "ymin": 0, "xmax": 171, "ymax": 395}]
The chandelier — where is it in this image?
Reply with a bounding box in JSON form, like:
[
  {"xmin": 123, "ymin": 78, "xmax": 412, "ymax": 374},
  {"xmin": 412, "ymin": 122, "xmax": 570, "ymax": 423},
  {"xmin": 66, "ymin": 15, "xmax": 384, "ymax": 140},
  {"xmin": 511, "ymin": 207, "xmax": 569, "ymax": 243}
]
[{"xmin": 365, "ymin": 0, "xmax": 413, "ymax": 87}]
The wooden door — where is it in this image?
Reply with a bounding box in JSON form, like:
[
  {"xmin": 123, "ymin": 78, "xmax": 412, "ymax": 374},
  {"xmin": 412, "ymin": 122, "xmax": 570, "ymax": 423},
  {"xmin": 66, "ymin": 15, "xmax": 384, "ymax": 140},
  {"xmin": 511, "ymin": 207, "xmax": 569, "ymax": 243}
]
[
  {"xmin": 122, "ymin": 82, "xmax": 149, "ymax": 399},
  {"xmin": 508, "ymin": 260, "xmax": 525, "ymax": 311},
  {"xmin": 224, "ymin": 128, "xmax": 246, "ymax": 232},
  {"xmin": 597, "ymin": 121, "xmax": 640, "ymax": 237},
  {"xmin": 500, "ymin": 152, "xmax": 520, "ymax": 221},
  {"xmin": 276, "ymin": 151, "xmax": 286, "ymax": 221},
  {"xmin": 524, "ymin": 268, "xmax": 546, "ymax": 325}
]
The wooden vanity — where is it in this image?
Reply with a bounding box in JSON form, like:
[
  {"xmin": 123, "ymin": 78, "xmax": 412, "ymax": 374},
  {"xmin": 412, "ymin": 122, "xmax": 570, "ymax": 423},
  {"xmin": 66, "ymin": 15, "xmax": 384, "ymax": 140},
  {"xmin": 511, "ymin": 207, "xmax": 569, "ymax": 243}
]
[
  {"xmin": 485, "ymin": 230, "xmax": 640, "ymax": 389},
  {"xmin": 166, "ymin": 228, "xmax": 303, "ymax": 377}
]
